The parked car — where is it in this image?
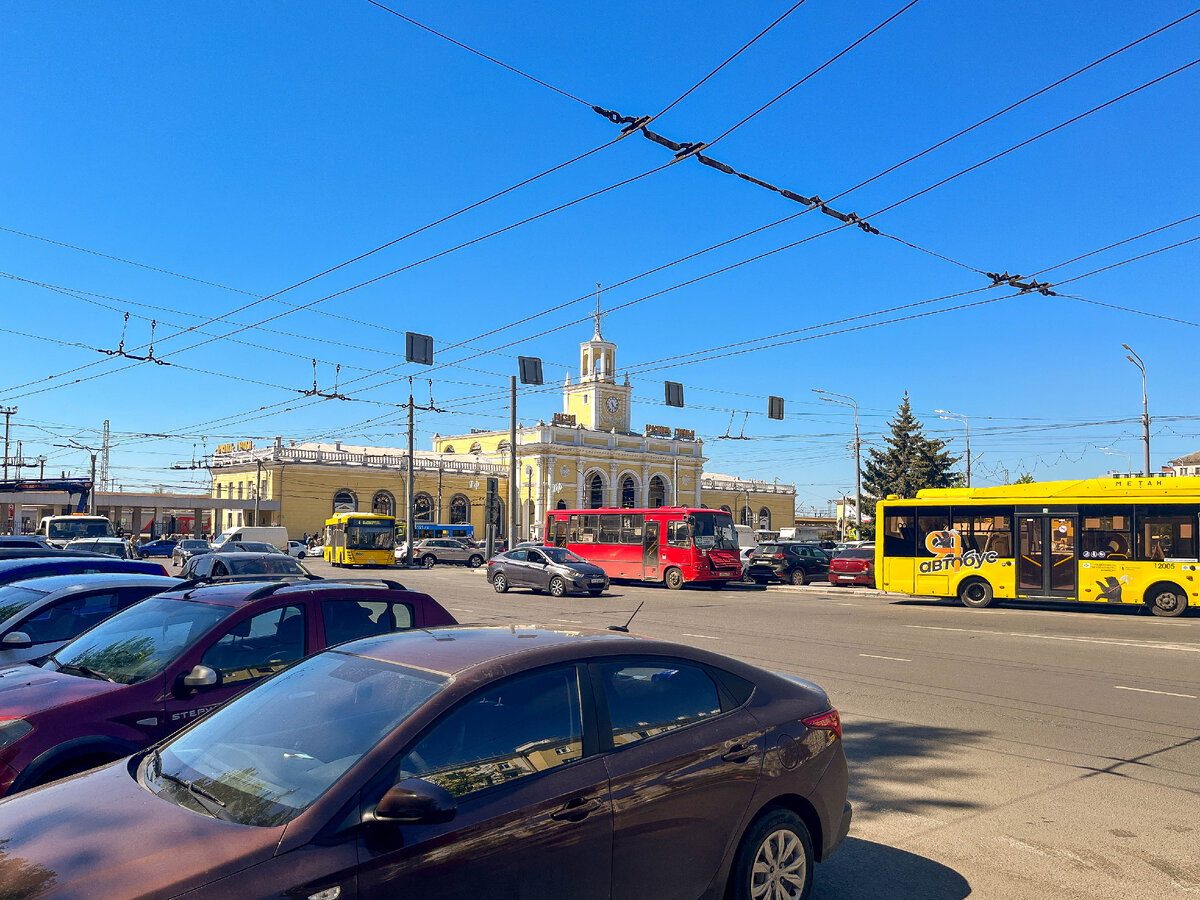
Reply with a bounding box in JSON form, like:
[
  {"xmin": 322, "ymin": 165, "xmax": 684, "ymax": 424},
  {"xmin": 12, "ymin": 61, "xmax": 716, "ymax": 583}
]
[
  {"xmin": 287, "ymin": 540, "xmax": 308, "ymax": 559},
  {"xmin": 64, "ymin": 537, "xmax": 134, "ymax": 559},
  {"xmin": 0, "ymin": 577, "xmax": 457, "ymax": 798},
  {"xmin": 171, "ymin": 538, "xmax": 212, "ymax": 568},
  {"xmin": 181, "ymin": 551, "xmax": 308, "ymax": 581},
  {"xmin": 739, "ymin": 546, "xmax": 757, "ymax": 582},
  {"xmin": 135, "ymin": 538, "xmax": 178, "ymax": 559},
  {"xmin": 0, "ymin": 624, "xmax": 850, "ymax": 899},
  {"xmin": 828, "ymin": 544, "xmax": 875, "ymax": 588},
  {"xmin": 0, "ymin": 535, "xmax": 53, "ymax": 550},
  {"xmin": 487, "ymin": 545, "xmax": 610, "ymax": 596},
  {"xmin": 0, "ymin": 555, "xmax": 167, "ymax": 587},
  {"xmin": 0, "ymin": 573, "xmax": 182, "ymax": 665},
  {"xmin": 746, "ymin": 542, "xmax": 831, "ymax": 586},
  {"xmin": 210, "ymin": 526, "xmax": 289, "ymax": 553},
  {"xmin": 412, "ymin": 538, "xmax": 485, "ymax": 569}
]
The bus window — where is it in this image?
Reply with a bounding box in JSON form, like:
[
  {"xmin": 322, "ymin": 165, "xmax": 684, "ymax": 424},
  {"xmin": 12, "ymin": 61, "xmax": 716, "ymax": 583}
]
[
  {"xmin": 668, "ymin": 520, "xmax": 690, "ymax": 548},
  {"xmin": 599, "ymin": 515, "xmax": 622, "ymax": 544},
  {"xmin": 916, "ymin": 509, "xmax": 952, "ymax": 558},
  {"xmin": 620, "ymin": 514, "xmax": 644, "ymax": 545},
  {"xmin": 1135, "ymin": 505, "xmax": 1198, "ymax": 561},
  {"xmin": 882, "ymin": 509, "xmax": 915, "ymax": 557},
  {"xmin": 971, "ymin": 512, "xmax": 1013, "ymax": 557},
  {"xmin": 1080, "ymin": 507, "xmax": 1132, "ymax": 560}
]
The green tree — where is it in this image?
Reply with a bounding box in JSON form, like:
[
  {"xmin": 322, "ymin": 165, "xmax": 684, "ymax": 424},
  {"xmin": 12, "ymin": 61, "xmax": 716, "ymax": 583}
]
[
  {"xmin": 861, "ymin": 393, "xmax": 962, "ymax": 499},
  {"xmin": 1013, "ymin": 472, "xmax": 1035, "ymax": 484}
]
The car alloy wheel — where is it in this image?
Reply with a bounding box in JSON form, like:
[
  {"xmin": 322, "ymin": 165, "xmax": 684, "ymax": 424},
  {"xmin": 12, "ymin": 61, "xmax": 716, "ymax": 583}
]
[
  {"xmin": 422, "ymin": 555, "xmax": 436, "ymax": 568},
  {"xmin": 468, "ymin": 555, "xmax": 483, "ymax": 568},
  {"xmin": 549, "ymin": 576, "xmax": 566, "ymax": 597},
  {"xmin": 493, "ymin": 573, "xmax": 508, "ymax": 593},
  {"xmin": 731, "ymin": 809, "xmax": 814, "ymax": 900}
]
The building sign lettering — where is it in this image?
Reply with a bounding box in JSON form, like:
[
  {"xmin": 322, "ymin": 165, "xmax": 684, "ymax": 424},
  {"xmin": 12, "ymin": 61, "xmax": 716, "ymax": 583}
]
[
  {"xmin": 673, "ymin": 428, "xmax": 695, "ymax": 441},
  {"xmin": 216, "ymin": 443, "xmax": 234, "ymax": 454},
  {"xmin": 552, "ymin": 412, "xmax": 577, "ymax": 426},
  {"xmin": 236, "ymin": 441, "xmax": 254, "ymax": 451},
  {"xmin": 645, "ymin": 424, "xmax": 671, "ymax": 438}
]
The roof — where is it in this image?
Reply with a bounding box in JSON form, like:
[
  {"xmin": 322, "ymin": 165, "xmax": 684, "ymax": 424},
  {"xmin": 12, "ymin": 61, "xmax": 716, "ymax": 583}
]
[
  {"xmin": 348, "ymin": 625, "xmax": 646, "ymax": 676},
  {"xmin": 910, "ymin": 475, "xmax": 1200, "ymax": 502},
  {"xmin": 1168, "ymin": 451, "xmax": 1200, "ymax": 466},
  {"xmin": 167, "ymin": 577, "xmax": 415, "ymax": 606},
  {"xmin": 4, "ymin": 572, "xmax": 180, "ymax": 593}
]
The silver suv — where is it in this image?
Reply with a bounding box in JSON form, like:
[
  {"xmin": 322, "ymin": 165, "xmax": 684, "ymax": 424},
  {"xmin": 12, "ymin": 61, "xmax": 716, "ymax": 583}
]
[{"xmin": 412, "ymin": 539, "xmax": 485, "ymax": 569}]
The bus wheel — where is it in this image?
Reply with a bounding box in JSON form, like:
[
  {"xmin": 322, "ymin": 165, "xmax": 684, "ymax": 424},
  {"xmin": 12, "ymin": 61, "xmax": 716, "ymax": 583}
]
[
  {"xmin": 1147, "ymin": 583, "xmax": 1187, "ymax": 617},
  {"xmin": 664, "ymin": 567, "xmax": 684, "ymax": 590},
  {"xmin": 959, "ymin": 579, "xmax": 993, "ymax": 609}
]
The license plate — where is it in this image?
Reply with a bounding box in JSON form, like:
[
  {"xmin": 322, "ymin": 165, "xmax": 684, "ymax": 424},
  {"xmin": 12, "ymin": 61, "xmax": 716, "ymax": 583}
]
[
  {"xmin": 590, "ymin": 578, "xmax": 604, "ymax": 584},
  {"xmin": 838, "ymin": 575, "xmax": 855, "ymax": 580}
]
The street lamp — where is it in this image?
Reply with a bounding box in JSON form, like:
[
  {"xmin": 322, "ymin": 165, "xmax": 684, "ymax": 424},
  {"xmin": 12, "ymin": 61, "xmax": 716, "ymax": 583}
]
[
  {"xmin": 1098, "ymin": 446, "xmax": 1132, "ymax": 477},
  {"xmin": 1122, "ymin": 344, "xmax": 1150, "ymax": 476},
  {"xmin": 934, "ymin": 409, "xmax": 971, "ymax": 488},
  {"xmin": 813, "ymin": 389, "xmax": 860, "ymax": 532}
]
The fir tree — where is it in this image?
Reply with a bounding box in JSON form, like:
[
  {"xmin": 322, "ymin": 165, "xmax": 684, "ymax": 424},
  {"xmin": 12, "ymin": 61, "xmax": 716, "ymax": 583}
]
[{"xmin": 861, "ymin": 393, "xmax": 962, "ymax": 499}]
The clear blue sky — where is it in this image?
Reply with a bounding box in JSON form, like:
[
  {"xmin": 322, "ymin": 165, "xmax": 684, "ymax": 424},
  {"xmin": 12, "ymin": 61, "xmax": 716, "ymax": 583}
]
[{"xmin": 2, "ymin": 1, "xmax": 1198, "ymax": 512}]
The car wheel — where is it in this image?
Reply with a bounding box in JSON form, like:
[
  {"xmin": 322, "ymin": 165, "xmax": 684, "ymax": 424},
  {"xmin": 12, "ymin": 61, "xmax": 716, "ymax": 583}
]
[
  {"xmin": 729, "ymin": 807, "xmax": 814, "ymax": 900},
  {"xmin": 790, "ymin": 569, "xmax": 806, "ymax": 586},
  {"xmin": 1148, "ymin": 583, "xmax": 1187, "ymax": 617},
  {"xmin": 741, "ymin": 570, "xmax": 755, "ymax": 584},
  {"xmin": 298, "ymin": 551, "xmax": 306, "ymax": 559},
  {"xmin": 958, "ymin": 578, "xmax": 994, "ymax": 609},
  {"xmin": 549, "ymin": 576, "xmax": 567, "ymax": 597},
  {"xmin": 664, "ymin": 567, "xmax": 684, "ymax": 590},
  {"xmin": 422, "ymin": 555, "xmax": 436, "ymax": 569},
  {"xmin": 492, "ymin": 573, "xmax": 508, "ymax": 593},
  {"xmin": 468, "ymin": 555, "xmax": 483, "ymax": 568}
]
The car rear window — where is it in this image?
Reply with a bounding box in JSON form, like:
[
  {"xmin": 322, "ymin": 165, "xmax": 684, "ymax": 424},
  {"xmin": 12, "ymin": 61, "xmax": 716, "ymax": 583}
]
[
  {"xmin": 839, "ymin": 548, "xmax": 874, "ymax": 560},
  {"xmin": 758, "ymin": 544, "xmax": 779, "ymax": 555}
]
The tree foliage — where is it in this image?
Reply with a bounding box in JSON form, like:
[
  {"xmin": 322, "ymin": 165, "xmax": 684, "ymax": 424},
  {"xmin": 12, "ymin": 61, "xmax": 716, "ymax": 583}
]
[
  {"xmin": 861, "ymin": 393, "xmax": 962, "ymax": 500},
  {"xmin": 1013, "ymin": 472, "xmax": 1036, "ymax": 484}
]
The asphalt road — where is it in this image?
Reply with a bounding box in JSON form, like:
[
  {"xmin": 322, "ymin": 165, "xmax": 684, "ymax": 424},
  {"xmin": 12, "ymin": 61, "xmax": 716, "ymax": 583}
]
[{"xmin": 305, "ymin": 556, "xmax": 1200, "ymax": 899}]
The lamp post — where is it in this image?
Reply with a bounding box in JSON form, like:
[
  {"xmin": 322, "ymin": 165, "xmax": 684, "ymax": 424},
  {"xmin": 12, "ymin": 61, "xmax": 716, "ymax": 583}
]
[
  {"xmin": 935, "ymin": 409, "xmax": 971, "ymax": 488},
  {"xmin": 1122, "ymin": 344, "xmax": 1150, "ymax": 476},
  {"xmin": 1098, "ymin": 446, "xmax": 1132, "ymax": 477},
  {"xmin": 814, "ymin": 390, "xmax": 860, "ymax": 532}
]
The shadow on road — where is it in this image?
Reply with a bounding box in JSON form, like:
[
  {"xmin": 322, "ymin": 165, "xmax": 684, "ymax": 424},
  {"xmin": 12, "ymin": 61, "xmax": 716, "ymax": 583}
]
[{"xmin": 811, "ymin": 837, "xmax": 971, "ymax": 899}]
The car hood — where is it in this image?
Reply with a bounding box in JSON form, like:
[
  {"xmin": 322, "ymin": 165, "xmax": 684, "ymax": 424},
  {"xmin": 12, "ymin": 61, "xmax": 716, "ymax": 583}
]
[
  {"xmin": 0, "ymin": 760, "xmax": 279, "ymax": 898},
  {"xmin": 0, "ymin": 662, "xmax": 123, "ymax": 716},
  {"xmin": 558, "ymin": 562, "xmax": 606, "ymax": 577}
]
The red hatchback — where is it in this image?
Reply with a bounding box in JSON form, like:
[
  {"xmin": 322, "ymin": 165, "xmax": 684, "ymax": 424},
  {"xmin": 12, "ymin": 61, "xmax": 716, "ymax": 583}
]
[
  {"xmin": 828, "ymin": 545, "xmax": 875, "ymax": 587},
  {"xmin": 0, "ymin": 578, "xmax": 455, "ymax": 797}
]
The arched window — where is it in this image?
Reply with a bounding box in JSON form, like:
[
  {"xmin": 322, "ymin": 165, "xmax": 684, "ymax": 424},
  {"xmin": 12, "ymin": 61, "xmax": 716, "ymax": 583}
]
[
  {"xmin": 497, "ymin": 440, "xmax": 511, "ymax": 454},
  {"xmin": 587, "ymin": 473, "xmax": 604, "ymax": 509},
  {"xmin": 414, "ymin": 492, "xmax": 434, "ymax": 523},
  {"xmin": 720, "ymin": 505, "xmax": 731, "ymax": 514},
  {"xmin": 740, "ymin": 505, "xmax": 753, "ymax": 527},
  {"xmin": 470, "ymin": 442, "xmax": 482, "ymax": 454},
  {"xmin": 443, "ymin": 444, "xmax": 455, "ymax": 454},
  {"xmin": 620, "ymin": 474, "xmax": 637, "ymax": 508},
  {"xmin": 449, "ymin": 494, "xmax": 469, "ymax": 525},
  {"xmin": 372, "ymin": 490, "xmax": 395, "ymax": 516},
  {"xmin": 648, "ymin": 475, "xmax": 666, "ymax": 508},
  {"xmin": 333, "ymin": 489, "xmax": 357, "ymax": 513},
  {"xmin": 758, "ymin": 507, "xmax": 771, "ymax": 530},
  {"xmin": 556, "ymin": 499, "xmax": 567, "ymax": 509}
]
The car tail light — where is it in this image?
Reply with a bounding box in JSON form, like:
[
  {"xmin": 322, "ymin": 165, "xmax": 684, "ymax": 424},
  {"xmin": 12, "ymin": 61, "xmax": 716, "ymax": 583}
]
[
  {"xmin": 773, "ymin": 553, "xmax": 785, "ymax": 559},
  {"xmin": 802, "ymin": 708, "xmax": 842, "ymax": 739}
]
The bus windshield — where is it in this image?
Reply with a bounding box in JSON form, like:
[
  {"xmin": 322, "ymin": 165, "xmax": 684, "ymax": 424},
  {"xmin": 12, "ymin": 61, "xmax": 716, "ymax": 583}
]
[
  {"xmin": 345, "ymin": 520, "xmax": 396, "ymax": 551},
  {"xmin": 689, "ymin": 512, "xmax": 738, "ymax": 550},
  {"xmin": 47, "ymin": 518, "xmax": 115, "ymax": 541}
]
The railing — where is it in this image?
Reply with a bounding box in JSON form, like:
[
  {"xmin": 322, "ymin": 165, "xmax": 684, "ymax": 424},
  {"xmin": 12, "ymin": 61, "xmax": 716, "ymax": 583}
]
[
  {"xmin": 208, "ymin": 447, "xmax": 507, "ymax": 475},
  {"xmin": 700, "ymin": 477, "xmax": 795, "ymax": 495}
]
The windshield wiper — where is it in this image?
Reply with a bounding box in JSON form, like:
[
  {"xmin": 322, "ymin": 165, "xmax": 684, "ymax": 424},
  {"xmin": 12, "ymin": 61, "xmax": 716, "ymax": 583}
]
[
  {"xmin": 151, "ymin": 751, "xmax": 230, "ymax": 820},
  {"xmin": 57, "ymin": 662, "xmax": 117, "ymax": 683}
]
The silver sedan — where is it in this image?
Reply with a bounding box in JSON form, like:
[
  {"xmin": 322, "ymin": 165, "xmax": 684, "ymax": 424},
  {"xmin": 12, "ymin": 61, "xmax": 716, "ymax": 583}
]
[{"xmin": 486, "ymin": 545, "xmax": 609, "ymax": 597}]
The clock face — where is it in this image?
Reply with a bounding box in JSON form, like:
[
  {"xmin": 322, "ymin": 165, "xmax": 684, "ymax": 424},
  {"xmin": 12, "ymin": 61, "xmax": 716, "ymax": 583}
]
[{"xmin": 605, "ymin": 396, "xmax": 620, "ymax": 414}]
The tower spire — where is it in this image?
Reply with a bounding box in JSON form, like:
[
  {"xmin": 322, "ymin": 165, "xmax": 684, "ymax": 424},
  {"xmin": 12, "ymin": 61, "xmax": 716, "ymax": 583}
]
[{"xmin": 593, "ymin": 282, "xmax": 603, "ymax": 340}]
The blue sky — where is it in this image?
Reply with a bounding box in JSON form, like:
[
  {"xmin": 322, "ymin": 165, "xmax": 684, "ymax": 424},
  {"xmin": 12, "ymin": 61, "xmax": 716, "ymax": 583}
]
[{"xmin": 2, "ymin": 1, "xmax": 1197, "ymax": 512}]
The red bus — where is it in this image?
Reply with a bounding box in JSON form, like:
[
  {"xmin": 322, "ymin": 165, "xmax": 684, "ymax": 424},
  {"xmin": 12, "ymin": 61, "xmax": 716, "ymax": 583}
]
[{"xmin": 544, "ymin": 507, "xmax": 741, "ymax": 589}]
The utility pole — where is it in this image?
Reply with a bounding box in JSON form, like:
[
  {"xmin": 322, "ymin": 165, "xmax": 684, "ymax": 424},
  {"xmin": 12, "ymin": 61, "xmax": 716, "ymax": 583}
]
[
  {"xmin": 88, "ymin": 452, "xmax": 97, "ymax": 515},
  {"xmin": 814, "ymin": 390, "xmax": 861, "ymax": 533},
  {"xmin": 1122, "ymin": 344, "xmax": 1150, "ymax": 475},
  {"xmin": 509, "ymin": 376, "xmax": 518, "ymax": 544},
  {"xmin": 935, "ymin": 409, "xmax": 971, "ymax": 488},
  {"xmin": 253, "ymin": 458, "xmax": 263, "ymax": 526},
  {"xmin": 1, "ymin": 407, "xmax": 16, "ymax": 481},
  {"xmin": 405, "ymin": 377, "xmax": 415, "ymax": 567}
]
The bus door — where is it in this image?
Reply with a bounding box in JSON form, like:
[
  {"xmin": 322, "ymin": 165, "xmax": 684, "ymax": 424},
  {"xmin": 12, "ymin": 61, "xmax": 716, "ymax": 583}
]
[
  {"xmin": 642, "ymin": 521, "xmax": 661, "ymax": 581},
  {"xmin": 1017, "ymin": 515, "xmax": 1077, "ymax": 597}
]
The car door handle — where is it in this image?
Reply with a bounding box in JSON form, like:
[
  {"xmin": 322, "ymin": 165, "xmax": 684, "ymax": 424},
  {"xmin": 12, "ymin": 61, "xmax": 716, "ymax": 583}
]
[
  {"xmin": 550, "ymin": 797, "xmax": 603, "ymax": 822},
  {"xmin": 722, "ymin": 742, "xmax": 758, "ymax": 763}
]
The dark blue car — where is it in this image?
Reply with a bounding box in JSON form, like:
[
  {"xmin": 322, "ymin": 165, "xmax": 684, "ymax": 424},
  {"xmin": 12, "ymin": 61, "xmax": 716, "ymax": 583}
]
[
  {"xmin": 135, "ymin": 539, "xmax": 177, "ymax": 559},
  {"xmin": 0, "ymin": 556, "xmax": 168, "ymax": 587}
]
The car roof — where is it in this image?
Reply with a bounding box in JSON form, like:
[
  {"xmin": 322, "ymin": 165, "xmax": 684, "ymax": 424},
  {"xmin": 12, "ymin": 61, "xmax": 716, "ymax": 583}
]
[
  {"xmin": 162, "ymin": 578, "xmax": 420, "ymax": 607},
  {"xmin": 4, "ymin": 572, "xmax": 181, "ymax": 593},
  {"xmin": 347, "ymin": 624, "xmax": 653, "ymax": 676}
]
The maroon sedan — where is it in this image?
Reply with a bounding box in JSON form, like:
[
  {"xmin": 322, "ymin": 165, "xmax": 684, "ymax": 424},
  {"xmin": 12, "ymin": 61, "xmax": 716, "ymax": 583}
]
[
  {"xmin": 828, "ymin": 545, "xmax": 875, "ymax": 587},
  {"xmin": 0, "ymin": 625, "xmax": 850, "ymax": 900},
  {"xmin": 0, "ymin": 578, "xmax": 455, "ymax": 797}
]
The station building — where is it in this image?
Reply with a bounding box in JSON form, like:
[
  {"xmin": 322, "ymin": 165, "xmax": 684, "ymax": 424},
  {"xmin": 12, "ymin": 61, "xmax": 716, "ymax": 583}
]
[{"xmin": 209, "ymin": 324, "xmax": 796, "ymax": 540}]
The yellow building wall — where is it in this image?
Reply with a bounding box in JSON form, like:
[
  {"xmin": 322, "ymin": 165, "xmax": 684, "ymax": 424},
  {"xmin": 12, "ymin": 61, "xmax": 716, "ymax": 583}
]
[{"xmin": 700, "ymin": 488, "xmax": 793, "ymax": 532}]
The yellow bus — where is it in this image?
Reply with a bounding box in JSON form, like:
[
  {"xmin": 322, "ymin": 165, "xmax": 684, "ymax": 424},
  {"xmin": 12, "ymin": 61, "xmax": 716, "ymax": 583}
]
[
  {"xmin": 323, "ymin": 512, "xmax": 396, "ymax": 567},
  {"xmin": 875, "ymin": 476, "xmax": 1200, "ymax": 617}
]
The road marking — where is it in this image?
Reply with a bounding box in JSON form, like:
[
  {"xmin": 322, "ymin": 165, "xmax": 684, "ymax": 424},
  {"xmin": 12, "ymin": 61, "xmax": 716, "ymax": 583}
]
[
  {"xmin": 682, "ymin": 633, "xmax": 720, "ymax": 640},
  {"xmin": 447, "ymin": 607, "xmax": 473, "ymax": 613},
  {"xmin": 904, "ymin": 624, "xmax": 1200, "ymax": 653},
  {"xmin": 860, "ymin": 653, "xmax": 911, "ymax": 662},
  {"xmin": 550, "ymin": 618, "xmax": 583, "ymax": 624},
  {"xmin": 1114, "ymin": 685, "xmax": 1196, "ymax": 699}
]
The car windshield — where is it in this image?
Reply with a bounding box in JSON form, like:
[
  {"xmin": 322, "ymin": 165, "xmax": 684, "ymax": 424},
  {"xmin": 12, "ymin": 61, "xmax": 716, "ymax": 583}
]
[
  {"xmin": 69, "ymin": 540, "xmax": 126, "ymax": 558},
  {"xmin": 147, "ymin": 651, "xmax": 448, "ymax": 826},
  {"xmin": 0, "ymin": 585, "xmax": 49, "ymax": 622},
  {"xmin": 227, "ymin": 556, "xmax": 305, "ymax": 576},
  {"xmin": 540, "ymin": 546, "xmax": 585, "ymax": 565},
  {"xmin": 46, "ymin": 595, "xmax": 229, "ymax": 684},
  {"xmin": 236, "ymin": 542, "xmax": 283, "ymax": 554},
  {"xmin": 345, "ymin": 520, "xmax": 395, "ymax": 551},
  {"xmin": 47, "ymin": 518, "xmax": 115, "ymax": 540},
  {"xmin": 689, "ymin": 513, "xmax": 739, "ymax": 550}
]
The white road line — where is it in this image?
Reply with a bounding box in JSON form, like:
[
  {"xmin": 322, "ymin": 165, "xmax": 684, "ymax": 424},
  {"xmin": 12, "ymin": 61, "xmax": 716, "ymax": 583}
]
[
  {"xmin": 904, "ymin": 624, "xmax": 1200, "ymax": 653},
  {"xmin": 550, "ymin": 618, "xmax": 583, "ymax": 624},
  {"xmin": 682, "ymin": 633, "xmax": 720, "ymax": 640},
  {"xmin": 860, "ymin": 653, "xmax": 911, "ymax": 662},
  {"xmin": 447, "ymin": 608, "xmax": 473, "ymax": 613},
  {"xmin": 1114, "ymin": 685, "xmax": 1197, "ymax": 699}
]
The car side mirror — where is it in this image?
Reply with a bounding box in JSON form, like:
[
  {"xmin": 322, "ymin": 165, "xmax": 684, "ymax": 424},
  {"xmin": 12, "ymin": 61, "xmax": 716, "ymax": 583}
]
[
  {"xmin": 365, "ymin": 777, "xmax": 457, "ymax": 826},
  {"xmin": 181, "ymin": 664, "xmax": 219, "ymax": 689},
  {"xmin": 2, "ymin": 631, "xmax": 32, "ymax": 650}
]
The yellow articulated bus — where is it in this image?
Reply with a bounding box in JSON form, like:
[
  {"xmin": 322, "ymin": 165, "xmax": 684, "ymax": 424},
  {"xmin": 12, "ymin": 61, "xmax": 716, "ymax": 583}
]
[
  {"xmin": 875, "ymin": 476, "xmax": 1200, "ymax": 617},
  {"xmin": 323, "ymin": 512, "xmax": 396, "ymax": 567}
]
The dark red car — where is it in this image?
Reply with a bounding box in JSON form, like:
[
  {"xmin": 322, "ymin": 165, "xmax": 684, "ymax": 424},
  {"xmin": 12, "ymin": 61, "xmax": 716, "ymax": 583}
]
[
  {"xmin": 0, "ymin": 625, "xmax": 850, "ymax": 900},
  {"xmin": 0, "ymin": 578, "xmax": 455, "ymax": 797},
  {"xmin": 828, "ymin": 545, "xmax": 876, "ymax": 587}
]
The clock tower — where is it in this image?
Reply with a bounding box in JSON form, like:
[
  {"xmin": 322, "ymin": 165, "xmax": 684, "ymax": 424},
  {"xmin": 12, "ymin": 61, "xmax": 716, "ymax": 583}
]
[{"xmin": 563, "ymin": 306, "xmax": 632, "ymax": 431}]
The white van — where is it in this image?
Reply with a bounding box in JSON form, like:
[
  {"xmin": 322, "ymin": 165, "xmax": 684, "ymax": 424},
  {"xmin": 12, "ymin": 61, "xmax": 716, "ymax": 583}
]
[
  {"xmin": 36, "ymin": 515, "xmax": 116, "ymax": 549},
  {"xmin": 210, "ymin": 526, "xmax": 289, "ymax": 553}
]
